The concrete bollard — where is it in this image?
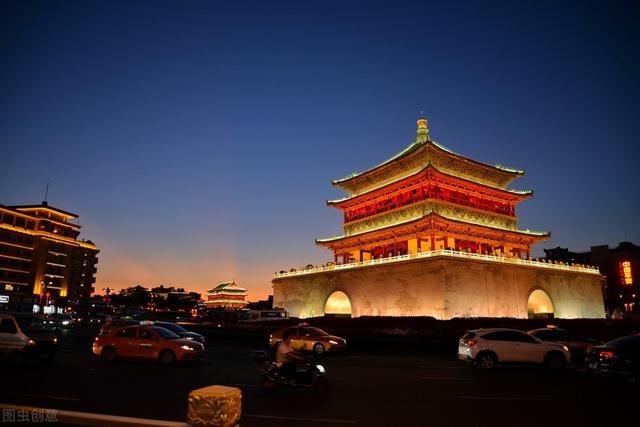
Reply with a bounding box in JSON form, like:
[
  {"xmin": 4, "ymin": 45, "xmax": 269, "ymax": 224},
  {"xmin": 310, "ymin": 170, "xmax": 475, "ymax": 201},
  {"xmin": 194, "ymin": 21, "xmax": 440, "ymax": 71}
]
[{"xmin": 187, "ymin": 385, "xmax": 242, "ymax": 427}]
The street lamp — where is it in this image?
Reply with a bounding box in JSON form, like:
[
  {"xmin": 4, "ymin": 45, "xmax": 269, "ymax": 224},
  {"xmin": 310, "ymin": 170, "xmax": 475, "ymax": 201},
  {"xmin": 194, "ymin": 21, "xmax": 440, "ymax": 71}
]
[{"xmin": 102, "ymin": 287, "xmax": 112, "ymax": 304}]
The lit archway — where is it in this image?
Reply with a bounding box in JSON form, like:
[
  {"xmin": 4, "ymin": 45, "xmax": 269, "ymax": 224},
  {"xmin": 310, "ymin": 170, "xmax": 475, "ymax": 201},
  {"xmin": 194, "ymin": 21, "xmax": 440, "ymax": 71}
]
[
  {"xmin": 324, "ymin": 291, "xmax": 352, "ymax": 316},
  {"xmin": 527, "ymin": 289, "xmax": 555, "ymax": 319}
]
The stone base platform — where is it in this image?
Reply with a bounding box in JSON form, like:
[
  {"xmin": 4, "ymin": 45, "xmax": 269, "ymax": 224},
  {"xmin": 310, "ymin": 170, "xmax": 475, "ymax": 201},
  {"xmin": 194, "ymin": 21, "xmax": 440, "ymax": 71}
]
[{"xmin": 273, "ymin": 251, "xmax": 606, "ymax": 319}]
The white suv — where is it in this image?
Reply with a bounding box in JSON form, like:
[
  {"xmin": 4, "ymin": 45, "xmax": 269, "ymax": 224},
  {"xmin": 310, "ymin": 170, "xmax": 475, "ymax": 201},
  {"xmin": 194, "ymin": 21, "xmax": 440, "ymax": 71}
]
[{"xmin": 458, "ymin": 328, "xmax": 571, "ymax": 370}]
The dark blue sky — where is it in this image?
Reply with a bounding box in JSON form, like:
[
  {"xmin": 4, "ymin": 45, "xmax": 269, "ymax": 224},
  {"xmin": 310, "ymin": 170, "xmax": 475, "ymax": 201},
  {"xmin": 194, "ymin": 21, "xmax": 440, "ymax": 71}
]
[{"xmin": 2, "ymin": 0, "xmax": 639, "ymax": 298}]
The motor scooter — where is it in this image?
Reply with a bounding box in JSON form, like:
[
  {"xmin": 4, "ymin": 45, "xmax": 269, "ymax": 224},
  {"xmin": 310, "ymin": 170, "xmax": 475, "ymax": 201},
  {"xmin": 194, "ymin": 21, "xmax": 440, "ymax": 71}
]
[{"xmin": 251, "ymin": 350, "xmax": 330, "ymax": 396}]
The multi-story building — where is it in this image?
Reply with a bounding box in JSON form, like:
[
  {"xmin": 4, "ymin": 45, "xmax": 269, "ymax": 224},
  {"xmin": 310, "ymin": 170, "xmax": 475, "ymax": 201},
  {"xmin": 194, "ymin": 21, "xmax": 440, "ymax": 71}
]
[
  {"xmin": 273, "ymin": 117, "xmax": 605, "ymax": 319},
  {"xmin": 0, "ymin": 202, "xmax": 99, "ymax": 312},
  {"xmin": 546, "ymin": 242, "xmax": 639, "ymax": 315},
  {"xmin": 206, "ymin": 281, "xmax": 248, "ymax": 309}
]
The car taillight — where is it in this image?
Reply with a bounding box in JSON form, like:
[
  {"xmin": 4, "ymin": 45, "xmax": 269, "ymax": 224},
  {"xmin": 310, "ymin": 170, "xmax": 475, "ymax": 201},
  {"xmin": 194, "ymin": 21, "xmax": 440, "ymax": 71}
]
[
  {"xmin": 599, "ymin": 351, "xmax": 615, "ymax": 359},
  {"xmin": 465, "ymin": 339, "xmax": 478, "ymax": 347}
]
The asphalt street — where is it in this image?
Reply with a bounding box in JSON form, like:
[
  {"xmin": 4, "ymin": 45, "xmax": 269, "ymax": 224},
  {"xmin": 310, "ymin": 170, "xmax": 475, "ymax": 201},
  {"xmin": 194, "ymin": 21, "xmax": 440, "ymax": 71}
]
[{"xmin": 0, "ymin": 328, "xmax": 636, "ymax": 426}]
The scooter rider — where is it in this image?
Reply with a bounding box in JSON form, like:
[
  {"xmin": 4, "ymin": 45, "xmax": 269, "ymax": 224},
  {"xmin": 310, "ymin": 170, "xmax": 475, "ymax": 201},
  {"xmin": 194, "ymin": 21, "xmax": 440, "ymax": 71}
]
[{"xmin": 275, "ymin": 329, "xmax": 305, "ymax": 382}]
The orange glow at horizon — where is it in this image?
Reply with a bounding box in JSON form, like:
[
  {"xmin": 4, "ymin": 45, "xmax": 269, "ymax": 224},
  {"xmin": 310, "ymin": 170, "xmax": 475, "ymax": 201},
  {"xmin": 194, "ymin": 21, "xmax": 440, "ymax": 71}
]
[{"xmin": 92, "ymin": 241, "xmax": 277, "ymax": 302}]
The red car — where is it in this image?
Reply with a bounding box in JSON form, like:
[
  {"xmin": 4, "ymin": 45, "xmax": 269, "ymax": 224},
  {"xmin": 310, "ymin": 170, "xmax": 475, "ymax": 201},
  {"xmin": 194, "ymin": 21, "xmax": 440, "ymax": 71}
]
[{"xmin": 93, "ymin": 325, "xmax": 204, "ymax": 365}]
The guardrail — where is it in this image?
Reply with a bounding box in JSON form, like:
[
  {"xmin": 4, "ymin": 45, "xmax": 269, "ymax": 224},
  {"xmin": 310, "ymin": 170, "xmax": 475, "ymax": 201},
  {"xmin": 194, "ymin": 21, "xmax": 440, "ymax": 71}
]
[
  {"xmin": 274, "ymin": 249, "xmax": 600, "ymax": 279},
  {"xmin": 1, "ymin": 384, "xmax": 241, "ymax": 427},
  {"xmin": 0, "ymin": 403, "xmax": 191, "ymax": 427}
]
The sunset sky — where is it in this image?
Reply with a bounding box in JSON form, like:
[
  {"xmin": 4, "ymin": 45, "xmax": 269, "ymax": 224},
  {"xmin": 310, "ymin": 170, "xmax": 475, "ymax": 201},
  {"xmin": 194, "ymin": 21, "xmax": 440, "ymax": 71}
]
[{"xmin": 1, "ymin": 0, "xmax": 639, "ymax": 300}]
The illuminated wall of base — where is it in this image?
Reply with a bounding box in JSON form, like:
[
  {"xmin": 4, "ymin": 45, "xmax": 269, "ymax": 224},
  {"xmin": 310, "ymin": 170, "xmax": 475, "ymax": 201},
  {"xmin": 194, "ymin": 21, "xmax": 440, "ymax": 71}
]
[{"xmin": 273, "ymin": 255, "xmax": 606, "ymax": 319}]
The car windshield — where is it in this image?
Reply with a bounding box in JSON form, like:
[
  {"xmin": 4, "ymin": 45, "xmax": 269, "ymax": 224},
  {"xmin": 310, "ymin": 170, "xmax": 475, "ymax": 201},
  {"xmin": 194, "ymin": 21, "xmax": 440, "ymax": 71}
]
[
  {"xmin": 305, "ymin": 327, "xmax": 329, "ymax": 337},
  {"xmin": 158, "ymin": 323, "xmax": 187, "ymax": 333},
  {"xmin": 151, "ymin": 326, "xmax": 180, "ymax": 340},
  {"xmin": 16, "ymin": 316, "xmax": 50, "ymax": 333}
]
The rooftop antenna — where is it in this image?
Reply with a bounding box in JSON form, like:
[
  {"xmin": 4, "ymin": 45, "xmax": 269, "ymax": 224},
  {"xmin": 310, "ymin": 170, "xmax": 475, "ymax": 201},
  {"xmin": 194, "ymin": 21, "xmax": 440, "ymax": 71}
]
[{"xmin": 43, "ymin": 182, "xmax": 50, "ymax": 205}]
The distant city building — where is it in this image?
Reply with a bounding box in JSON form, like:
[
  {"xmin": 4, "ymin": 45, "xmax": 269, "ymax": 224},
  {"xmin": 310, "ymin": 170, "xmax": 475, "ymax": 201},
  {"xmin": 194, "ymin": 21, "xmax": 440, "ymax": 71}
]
[
  {"xmin": 274, "ymin": 117, "xmax": 605, "ymax": 319},
  {"xmin": 0, "ymin": 202, "xmax": 99, "ymax": 312},
  {"xmin": 545, "ymin": 242, "xmax": 639, "ymax": 314},
  {"xmin": 246, "ymin": 295, "xmax": 274, "ymax": 310},
  {"xmin": 150, "ymin": 286, "xmax": 201, "ymax": 311},
  {"xmin": 206, "ymin": 281, "xmax": 248, "ymax": 309}
]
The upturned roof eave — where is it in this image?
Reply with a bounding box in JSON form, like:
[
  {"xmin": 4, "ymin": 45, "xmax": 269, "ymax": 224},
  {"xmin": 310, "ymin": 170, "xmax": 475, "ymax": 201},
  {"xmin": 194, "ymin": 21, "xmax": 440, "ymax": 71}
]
[
  {"xmin": 326, "ymin": 165, "xmax": 533, "ymax": 208},
  {"xmin": 315, "ymin": 213, "xmax": 550, "ymax": 245},
  {"xmin": 331, "ymin": 138, "xmax": 524, "ymax": 190}
]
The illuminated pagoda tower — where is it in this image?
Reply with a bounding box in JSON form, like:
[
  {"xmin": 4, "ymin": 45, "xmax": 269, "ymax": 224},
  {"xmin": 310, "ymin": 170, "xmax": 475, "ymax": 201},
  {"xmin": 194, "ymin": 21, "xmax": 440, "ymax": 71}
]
[
  {"xmin": 206, "ymin": 280, "xmax": 248, "ymax": 309},
  {"xmin": 318, "ymin": 116, "xmax": 547, "ymax": 264},
  {"xmin": 273, "ymin": 117, "xmax": 606, "ymax": 320}
]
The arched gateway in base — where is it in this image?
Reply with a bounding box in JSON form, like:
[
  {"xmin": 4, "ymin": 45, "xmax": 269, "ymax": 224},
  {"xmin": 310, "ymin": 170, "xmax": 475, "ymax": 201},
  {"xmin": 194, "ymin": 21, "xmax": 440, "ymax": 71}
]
[
  {"xmin": 527, "ymin": 289, "xmax": 555, "ymax": 319},
  {"xmin": 324, "ymin": 291, "xmax": 352, "ymax": 316}
]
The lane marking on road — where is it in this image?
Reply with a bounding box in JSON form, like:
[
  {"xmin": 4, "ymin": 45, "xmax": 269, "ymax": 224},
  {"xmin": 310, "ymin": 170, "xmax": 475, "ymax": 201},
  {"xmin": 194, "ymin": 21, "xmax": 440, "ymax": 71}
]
[
  {"xmin": 417, "ymin": 365, "xmax": 466, "ymax": 369},
  {"xmin": 244, "ymin": 414, "xmax": 356, "ymax": 424},
  {"xmin": 419, "ymin": 377, "xmax": 471, "ymax": 381},
  {"xmin": 9, "ymin": 393, "xmax": 80, "ymax": 402},
  {"xmin": 458, "ymin": 396, "xmax": 553, "ymax": 401},
  {"xmin": 58, "ymin": 349, "xmax": 82, "ymax": 354}
]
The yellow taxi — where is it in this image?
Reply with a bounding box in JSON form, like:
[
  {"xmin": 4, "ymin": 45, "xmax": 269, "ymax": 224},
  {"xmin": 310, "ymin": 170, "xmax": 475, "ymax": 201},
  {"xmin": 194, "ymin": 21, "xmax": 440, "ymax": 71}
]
[{"xmin": 268, "ymin": 325, "xmax": 346, "ymax": 355}]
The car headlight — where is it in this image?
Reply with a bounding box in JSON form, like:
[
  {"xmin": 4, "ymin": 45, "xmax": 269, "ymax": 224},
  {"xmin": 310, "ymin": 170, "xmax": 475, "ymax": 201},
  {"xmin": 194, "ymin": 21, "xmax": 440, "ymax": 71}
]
[
  {"xmin": 562, "ymin": 345, "xmax": 569, "ymax": 352},
  {"xmin": 28, "ymin": 339, "xmax": 36, "ymax": 346},
  {"xmin": 62, "ymin": 320, "xmax": 70, "ymax": 325},
  {"xmin": 180, "ymin": 345, "xmax": 196, "ymax": 351},
  {"xmin": 329, "ymin": 340, "xmax": 339, "ymax": 345},
  {"xmin": 316, "ymin": 365, "xmax": 326, "ymax": 373},
  {"xmin": 53, "ymin": 337, "xmax": 58, "ymax": 344}
]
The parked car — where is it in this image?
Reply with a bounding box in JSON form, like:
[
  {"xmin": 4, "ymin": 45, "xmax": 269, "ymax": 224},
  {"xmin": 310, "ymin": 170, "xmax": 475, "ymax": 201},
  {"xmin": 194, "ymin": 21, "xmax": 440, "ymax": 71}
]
[
  {"xmin": 458, "ymin": 328, "xmax": 571, "ymax": 370},
  {"xmin": 154, "ymin": 322, "xmax": 205, "ymax": 344},
  {"xmin": 269, "ymin": 325, "xmax": 347, "ymax": 355},
  {"xmin": 528, "ymin": 327, "xmax": 602, "ymax": 362},
  {"xmin": 76, "ymin": 312, "xmax": 111, "ymax": 327},
  {"xmin": 586, "ymin": 334, "xmax": 640, "ymax": 383},
  {"xmin": 42, "ymin": 313, "xmax": 74, "ymax": 329},
  {"xmin": 92, "ymin": 325, "xmax": 204, "ymax": 365},
  {"xmin": 0, "ymin": 312, "xmax": 58, "ymax": 365}
]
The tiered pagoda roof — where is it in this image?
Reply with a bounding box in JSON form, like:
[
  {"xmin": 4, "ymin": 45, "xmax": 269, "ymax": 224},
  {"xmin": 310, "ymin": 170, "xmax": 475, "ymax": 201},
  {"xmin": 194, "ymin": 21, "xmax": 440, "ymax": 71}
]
[
  {"xmin": 331, "ymin": 118, "xmax": 524, "ymax": 196},
  {"xmin": 317, "ymin": 117, "xmax": 549, "ymax": 249}
]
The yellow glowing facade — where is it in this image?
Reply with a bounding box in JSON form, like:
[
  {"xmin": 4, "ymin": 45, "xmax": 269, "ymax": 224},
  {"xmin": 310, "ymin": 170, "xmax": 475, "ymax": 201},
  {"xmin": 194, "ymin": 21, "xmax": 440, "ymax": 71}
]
[{"xmin": 0, "ymin": 202, "xmax": 99, "ymax": 311}]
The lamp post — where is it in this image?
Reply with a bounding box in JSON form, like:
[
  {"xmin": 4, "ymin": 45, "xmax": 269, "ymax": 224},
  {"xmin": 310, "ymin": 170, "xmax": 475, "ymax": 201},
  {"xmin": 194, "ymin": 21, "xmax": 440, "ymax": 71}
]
[{"xmin": 102, "ymin": 287, "xmax": 111, "ymax": 304}]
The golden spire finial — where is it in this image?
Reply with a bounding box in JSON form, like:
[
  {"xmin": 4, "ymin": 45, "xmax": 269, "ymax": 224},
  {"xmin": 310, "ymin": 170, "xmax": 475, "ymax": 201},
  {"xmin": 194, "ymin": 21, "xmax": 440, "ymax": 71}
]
[{"xmin": 416, "ymin": 113, "xmax": 429, "ymax": 143}]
